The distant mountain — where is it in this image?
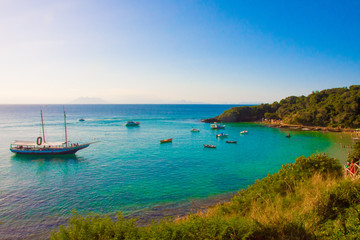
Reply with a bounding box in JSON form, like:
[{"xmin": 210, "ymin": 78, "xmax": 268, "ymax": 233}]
[
  {"xmin": 70, "ymin": 97, "xmax": 109, "ymax": 104},
  {"xmin": 174, "ymin": 99, "xmax": 208, "ymax": 104}
]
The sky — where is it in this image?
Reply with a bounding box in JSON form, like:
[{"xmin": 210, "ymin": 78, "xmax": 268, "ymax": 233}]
[{"xmin": 0, "ymin": 0, "xmax": 359, "ymax": 104}]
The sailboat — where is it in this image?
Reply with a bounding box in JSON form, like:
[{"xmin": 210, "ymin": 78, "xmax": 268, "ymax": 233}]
[{"xmin": 10, "ymin": 109, "xmax": 96, "ymax": 155}]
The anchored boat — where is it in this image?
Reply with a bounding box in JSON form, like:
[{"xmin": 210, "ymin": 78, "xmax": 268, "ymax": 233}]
[
  {"xmin": 10, "ymin": 109, "xmax": 96, "ymax": 155},
  {"xmin": 190, "ymin": 128, "xmax": 200, "ymax": 132},
  {"xmin": 216, "ymin": 133, "xmax": 228, "ymax": 138},
  {"xmin": 210, "ymin": 122, "xmax": 225, "ymax": 129},
  {"xmin": 125, "ymin": 121, "xmax": 140, "ymax": 126},
  {"xmin": 160, "ymin": 138, "xmax": 173, "ymax": 143},
  {"xmin": 203, "ymin": 144, "xmax": 216, "ymax": 148}
]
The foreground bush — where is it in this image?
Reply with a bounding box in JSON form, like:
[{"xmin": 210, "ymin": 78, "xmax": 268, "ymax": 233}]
[{"xmin": 50, "ymin": 212, "xmax": 140, "ymax": 240}]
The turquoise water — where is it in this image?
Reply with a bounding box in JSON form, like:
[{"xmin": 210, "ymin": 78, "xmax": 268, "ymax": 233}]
[{"xmin": 0, "ymin": 105, "xmax": 351, "ymax": 239}]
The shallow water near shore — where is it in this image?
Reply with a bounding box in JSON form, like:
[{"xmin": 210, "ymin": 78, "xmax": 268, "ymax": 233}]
[{"xmin": 0, "ymin": 104, "xmax": 352, "ymax": 239}]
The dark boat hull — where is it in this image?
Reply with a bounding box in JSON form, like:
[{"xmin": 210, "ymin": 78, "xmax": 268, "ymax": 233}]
[{"xmin": 10, "ymin": 144, "xmax": 90, "ymax": 155}]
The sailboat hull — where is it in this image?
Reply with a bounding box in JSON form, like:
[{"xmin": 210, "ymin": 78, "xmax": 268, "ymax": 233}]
[{"xmin": 10, "ymin": 144, "xmax": 90, "ymax": 155}]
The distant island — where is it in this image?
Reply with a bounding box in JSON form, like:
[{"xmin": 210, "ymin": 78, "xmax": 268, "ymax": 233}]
[
  {"xmin": 70, "ymin": 97, "xmax": 109, "ymax": 104},
  {"xmin": 203, "ymin": 85, "xmax": 360, "ymax": 129}
]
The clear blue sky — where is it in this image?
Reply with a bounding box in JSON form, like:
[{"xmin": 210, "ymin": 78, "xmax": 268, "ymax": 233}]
[{"xmin": 0, "ymin": 0, "xmax": 359, "ymax": 104}]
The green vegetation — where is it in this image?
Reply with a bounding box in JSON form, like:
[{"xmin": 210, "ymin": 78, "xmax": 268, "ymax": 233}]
[
  {"xmin": 50, "ymin": 152, "xmax": 360, "ymax": 239},
  {"xmin": 347, "ymin": 141, "xmax": 360, "ymax": 164},
  {"xmin": 208, "ymin": 85, "xmax": 360, "ymax": 128}
]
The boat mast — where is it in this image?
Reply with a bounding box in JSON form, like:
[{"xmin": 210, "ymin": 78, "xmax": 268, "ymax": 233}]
[
  {"xmin": 64, "ymin": 108, "xmax": 68, "ymax": 147},
  {"xmin": 41, "ymin": 110, "xmax": 46, "ymax": 143}
]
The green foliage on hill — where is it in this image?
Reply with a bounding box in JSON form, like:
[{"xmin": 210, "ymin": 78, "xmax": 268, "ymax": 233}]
[
  {"xmin": 51, "ymin": 153, "xmax": 360, "ymax": 240},
  {"xmin": 213, "ymin": 85, "xmax": 360, "ymax": 128}
]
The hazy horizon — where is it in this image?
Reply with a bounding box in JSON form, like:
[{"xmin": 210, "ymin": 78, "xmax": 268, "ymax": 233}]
[{"xmin": 1, "ymin": 0, "xmax": 359, "ymax": 104}]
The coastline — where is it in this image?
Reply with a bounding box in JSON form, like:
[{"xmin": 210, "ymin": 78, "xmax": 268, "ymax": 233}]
[
  {"xmin": 127, "ymin": 192, "xmax": 235, "ymax": 226},
  {"xmin": 17, "ymin": 193, "xmax": 236, "ymax": 239},
  {"xmin": 258, "ymin": 119, "xmax": 357, "ymax": 133}
]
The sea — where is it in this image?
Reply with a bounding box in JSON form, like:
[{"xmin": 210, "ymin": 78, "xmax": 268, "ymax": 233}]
[{"xmin": 0, "ymin": 104, "xmax": 352, "ymax": 239}]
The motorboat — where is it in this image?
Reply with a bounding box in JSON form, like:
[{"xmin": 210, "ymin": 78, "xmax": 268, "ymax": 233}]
[
  {"xmin": 240, "ymin": 130, "xmax": 248, "ymax": 134},
  {"xmin": 125, "ymin": 121, "xmax": 140, "ymax": 126},
  {"xmin": 216, "ymin": 133, "xmax": 228, "ymax": 138},
  {"xmin": 226, "ymin": 141, "xmax": 237, "ymax": 143},
  {"xmin": 210, "ymin": 122, "xmax": 225, "ymax": 129}
]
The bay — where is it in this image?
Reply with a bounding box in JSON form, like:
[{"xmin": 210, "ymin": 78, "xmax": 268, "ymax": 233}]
[{"xmin": 0, "ymin": 104, "xmax": 351, "ymax": 239}]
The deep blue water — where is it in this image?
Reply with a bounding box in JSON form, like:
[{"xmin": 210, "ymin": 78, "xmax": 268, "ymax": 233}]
[{"xmin": 0, "ymin": 104, "xmax": 351, "ymax": 239}]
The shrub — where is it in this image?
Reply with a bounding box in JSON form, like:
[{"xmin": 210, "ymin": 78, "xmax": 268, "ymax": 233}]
[
  {"xmin": 315, "ymin": 180, "xmax": 360, "ymax": 238},
  {"xmin": 50, "ymin": 211, "xmax": 140, "ymax": 240},
  {"xmin": 230, "ymin": 154, "xmax": 342, "ymax": 215}
]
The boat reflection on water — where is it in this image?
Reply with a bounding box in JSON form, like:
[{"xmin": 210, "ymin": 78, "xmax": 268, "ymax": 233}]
[
  {"xmin": 11, "ymin": 153, "xmax": 85, "ymax": 163},
  {"xmin": 10, "ymin": 154, "xmax": 88, "ymax": 177}
]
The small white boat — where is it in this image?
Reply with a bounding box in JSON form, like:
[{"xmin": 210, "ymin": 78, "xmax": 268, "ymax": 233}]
[
  {"xmin": 190, "ymin": 128, "xmax": 200, "ymax": 132},
  {"xmin": 240, "ymin": 130, "xmax": 248, "ymax": 134},
  {"xmin": 216, "ymin": 133, "xmax": 228, "ymax": 138},
  {"xmin": 211, "ymin": 122, "xmax": 225, "ymax": 129},
  {"xmin": 125, "ymin": 121, "xmax": 140, "ymax": 126}
]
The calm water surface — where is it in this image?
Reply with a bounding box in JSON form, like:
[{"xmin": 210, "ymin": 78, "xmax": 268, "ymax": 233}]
[{"xmin": 0, "ymin": 104, "xmax": 352, "ymax": 239}]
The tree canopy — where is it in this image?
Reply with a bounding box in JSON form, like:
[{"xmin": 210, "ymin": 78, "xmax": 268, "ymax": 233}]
[{"xmin": 212, "ymin": 85, "xmax": 360, "ymax": 128}]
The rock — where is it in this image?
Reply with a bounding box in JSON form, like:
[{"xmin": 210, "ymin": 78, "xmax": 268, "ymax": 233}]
[{"xmin": 201, "ymin": 117, "xmax": 218, "ymax": 123}]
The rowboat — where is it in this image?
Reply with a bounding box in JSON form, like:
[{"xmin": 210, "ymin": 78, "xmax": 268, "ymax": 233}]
[
  {"xmin": 203, "ymin": 144, "xmax": 216, "ymax": 148},
  {"xmin": 10, "ymin": 110, "xmax": 96, "ymax": 155},
  {"xmin": 226, "ymin": 141, "xmax": 237, "ymax": 143},
  {"xmin": 125, "ymin": 121, "xmax": 140, "ymax": 126},
  {"xmin": 190, "ymin": 128, "xmax": 200, "ymax": 132},
  {"xmin": 240, "ymin": 130, "xmax": 248, "ymax": 134},
  {"xmin": 160, "ymin": 138, "xmax": 173, "ymax": 143}
]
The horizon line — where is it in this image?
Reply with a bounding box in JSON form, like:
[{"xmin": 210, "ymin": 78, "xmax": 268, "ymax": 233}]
[{"xmin": 0, "ymin": 103, "xmax": 261, "ymax": 105}]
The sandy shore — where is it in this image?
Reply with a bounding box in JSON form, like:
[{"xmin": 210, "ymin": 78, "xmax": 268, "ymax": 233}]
[{"xmin": 259, "ymin": 120, "xmax": 358, "ymax": 133}]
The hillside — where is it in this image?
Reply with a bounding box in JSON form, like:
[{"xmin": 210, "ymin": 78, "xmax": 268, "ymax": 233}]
[{"xmin": 203, "ymin": 85, "xmax": 360, "ymax": 128}]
